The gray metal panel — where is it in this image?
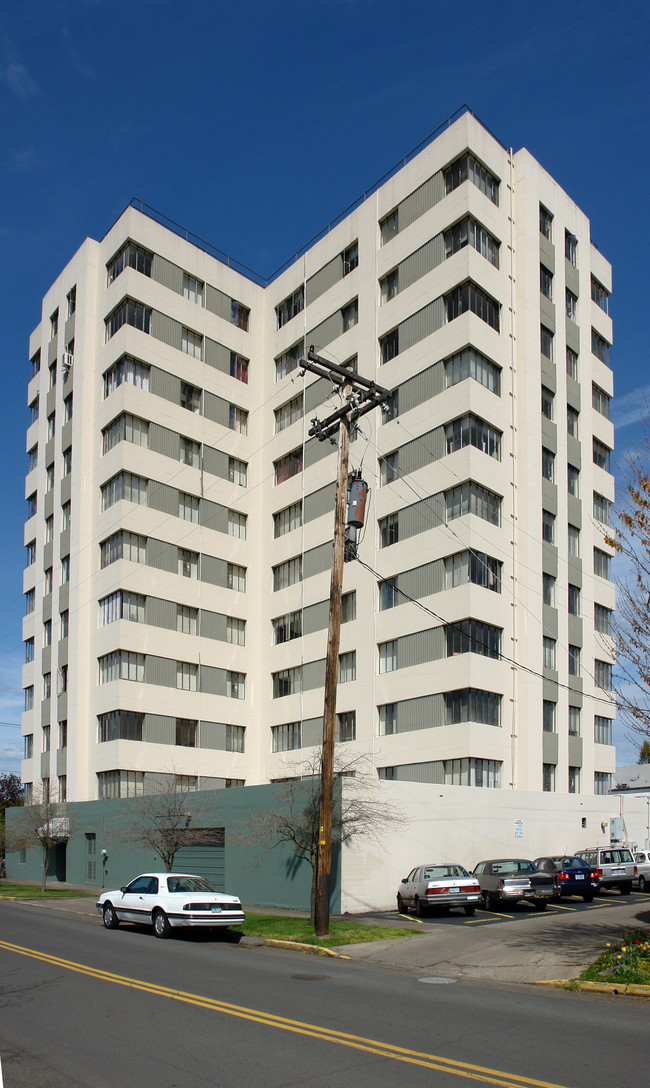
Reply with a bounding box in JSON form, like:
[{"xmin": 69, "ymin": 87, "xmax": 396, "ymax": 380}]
[
  {"xmin": 43, "ymin": 542, "xmax": 53, "ymax": 572},
  {"xmin": 565, "ymin": 263, "xmax": 579, "ymax": 297},
  {"xmin": 59, "ymin": 528, "xmax": 70, "ymax": 557},
  {"xmin": 48, "ymin": 335, "xmax": 58, "ymax": 366},
  {"xmin": 46, "ymin": 388, "xmax": 56, "ymax": 418},
  {"xmin": 151, "ymin": 254, "xmax": 184, "ymax": 294},
  {"xmin": 41, "ymin": 646, "xmax": 51, "ymax": 673},
  {"xmin": 45, "ymin": 437, "xmax": 55, "ymax": 465},
  {"xmin": 57, "ymin": 692, "xmax": 67, "ymax": 720},
  {"xmin": 566, "ymin": 376, "xmax": 581, "ymax": 411},
  {"xmin": 565, "ymin": 320, "xmax": 580, "ymax": 355},
  {"xmin": 41, "ymin": 699, "xmax": 51, "ymax": 726},
  {"xmin": 204, "ymin": 391, "xmax": 229, "ymax": 426},
  {"xmin": 541, "ymin": 479, "xmax": 557, "ymax": 516},
  {"xmin": 174, "ymin": 845, "xmax": 225, "ymax": 889},
  {"xmin": 303, "ymin": 599, "xmax": 329, "ymax": 636},
  {"xmin": 567, "ymin": 435, "xmax": 581, "ymax": 469},
  {"xmin": 205, "ymin": 337, "xmax": 231, "ymax": 374},
  {"xmin": 306, "ymin": 255, "xmax": 341, "ymax": 306},
  {"xmin": 399, "ymin": 493, "xmax": 444, "ymax": 540},
  {"xmin": 200, "ymin": 610, "xmax": 228, "ymax": 641},
  {"xmin": 399, "ymin": 361, "xmax": 444, "ymax": 414},
  {"xmin": 44, "ymin": 490, "xmax": 54, "ymax": 519},
  {"xmin": 61, "ymin": 420, "xmax": 72, "ymax": 451},
  {"xmin": 398, "ymin": 693, "xmax": 444, "ymax": 732},
  {"xmin": 541, "ymin": 418, "xmax": 557, "ymax": 453},
  {"xmin": 568, "ymin": 687, "xmax": 583, "ymax": 708},
  {"xmin": 399, "ymin": 171, "xmax": 444, "ymax": 231},
  {"xmin": 60, "ymin": 474, "xmax": 71, "ymax": 507},
  {"xmin": 62, "ymin": 366, "xmax": 73, "ymax": 396},
  {"xmin": 399, "ymin": 297, "xmax": 444, "ymax": 353},
  {"xmin": 399, "ymin": 235, "xmax": 444, "ymax": 292},
  {"xmin": 540, "ymin": 359, "xmax": 556, "ymax": 394},
  {"xmin": 149, "ymin": 422, "xmax": 180, "ymax": 460},
  {"xmin": 144, "ymin": 772, "xmax": 174, "ymax": 796},
  {"xmin": 568, "ymin": 735, "xmax": 583, "ymax": 767},
  {"xmin": 302, "ymin": 659, "xmax": 325, "ymax": 691},
  {"xmin": 151, "ymin": 310, "xmax": 182, "ymax": 350},
  {"xmin": 148, "ymin": 481, "xmax": 178, "ymax": 516},
  {"xmin": 567, "ymin": 556, "xmax": 582, "ymax": 587},
  {"xmin": 41, "ymin": 751, "xmax": 50, "ymax": 778},
  {"xmin": 305, "ymin": 435, "xmax": 335, "ymax": 469},
  {"xmin": 304, "ymin": 482, "xmax": 336, "ymax": 523},
  {"xmin": 543, "ymin": 676, "xmax": 558, "ymax": 702},
  {"xmin": 58, "ymin": 583, "xmax": 69, "ymax": 611},
  {"xmin": 57, "ymin": 639, "xmax": 68, "ymax": 666},
  {"xmin": 205, "ymin": 284, "xmax": 231, "ymax": 322},
  {"xmin": 567, "ymin": 495, "xmax": 582, "ymax": 528},
  {"xmin": 303, "ymin": 541, "xmax": 332, "ymax": 580},
  {"xmin": 568, "ymin": 676, "xmax": 583, "ymax": 694},
  {"xmin": 543, "ymin": 605, "xmax": 558, "ymax": 639},
  {"xmin": 399, "ymin": 426, "xmax": 444, "ymax": 475},
  {"xmin": 304, "ymin": 377, "xmax": 330, "ymax": 415},
  {"xmin": 542, "ymin": 732, "xmax": 558, "ymax": 764},
  {"xmin": 199, "ymin": 665, "xmax": 227, "ymax": 696},
  {"xmin": 150, "ymin": 366, "xmax": 181, "ymax": 404},
  {"xmin": 64, "ymin": 313, "xmax": 75, "ymax": 345},
  {"xmin": 145, "ymin": 597, "xmax": 176, "ymax": 631},
  {"xmin": 202, "ymin": 446, "xmax": 229, "ymax": 479},
  {"xmin": 144, "ymin": 655, "xmax": 177, "ymax": 687},
  {"xmin": 200, "ymin": 499, "xmax": 228, "ymax": 534},
  {"xmin": 541, "ymin": 543, "xmax": 558, "ymax": 577},
  {"xmin": 200, "ymin": 554, "xmax": 228, "ymax": 587},
  {"xmin": 308, "ymin": 310, "xmax": 343, "ymax": 350},
  {"xmin": 199, "ymin": 721, "xmax": 228, "ymax": 750},
  {"xmin": 56, "ymin": 748, "xmax": 67, "ymax": 775},
  {"xmin": 146, "ymin": 538, "xmax": 178, "ymax": 573},
  {"xmin": 399, "ymin": 559, "xmax": 444, "ymax": 601},
  {"xmin": 568, "ymin": 615, "xmax": 583, "ymax": 647},
  {"xmin": 539, "ymin": 236, "xmax": 555, "ymax": 273},
  {"xmin": 539, "ymin": 296, "xmax": 556, "ymax": 334},
  {"xmin": 399, "ymin": 626, "xmax": 444, "ymax": 668},
  {"xmin": 143, "ymin": 714, "xmax": 175, "ymax": 744},
  {"xmin": 394, "ymin": 761, "xmax": 445, "ymax": 784},
  {"xmin": 302, "ymin": 716, "xmax": 323, "ymax": 747}
]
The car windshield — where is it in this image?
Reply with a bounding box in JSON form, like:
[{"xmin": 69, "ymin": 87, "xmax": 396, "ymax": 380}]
[
  {"xmin": 422, "ymin": 865, "xmax": 469, "ymax": 879},
  {"xmin": 551, "ymin": 857, "xmax": 588, "ymax": 869},
  {"xmin": 165, "ymin": 876, "xmax": 215, "ymax": 893},
  {"xmin": 494, "ymin": 861, "xmax": 536, "ymax": 874}
]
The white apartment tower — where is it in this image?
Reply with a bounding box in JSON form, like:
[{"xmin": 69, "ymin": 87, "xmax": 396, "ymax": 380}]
[{"xmin": 21, "ymin": 112, "xmax": 616, "ymax": 811}]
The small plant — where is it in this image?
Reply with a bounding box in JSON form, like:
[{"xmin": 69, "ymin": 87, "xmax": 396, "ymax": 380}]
[{"xmin": 580, "ymin": 929, "xmax": 650, "ymax": 985}]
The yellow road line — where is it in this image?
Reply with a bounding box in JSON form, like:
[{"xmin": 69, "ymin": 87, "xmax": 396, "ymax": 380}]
[{"xmin": 0, "ymin": 938, "xmax": 572, "ymax": 1088}]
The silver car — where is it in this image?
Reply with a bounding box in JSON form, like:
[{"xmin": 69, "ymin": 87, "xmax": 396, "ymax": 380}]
[
  {"xmin": 397, "ymin": 863, "xmax": 482, "ymax": 917},
  {"xmin": 633, "ymin": 850, "xmax": 650, "ymax": 891}
]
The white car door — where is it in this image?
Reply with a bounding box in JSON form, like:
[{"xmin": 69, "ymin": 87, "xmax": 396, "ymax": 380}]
[{"xmin": 117, "ymin": 876, "xmax": 158, "ymax": 923}]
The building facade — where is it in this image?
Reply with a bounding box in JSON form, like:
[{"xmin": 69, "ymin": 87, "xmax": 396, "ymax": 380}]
[{"xmin": 21, "ymin": 111, "xmax": 616, "ymax": 818}]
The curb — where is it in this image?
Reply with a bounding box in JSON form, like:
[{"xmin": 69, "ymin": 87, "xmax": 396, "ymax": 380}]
[
  {"xmin": 538, "ymin": 979, "xmax": 650, "ymax": 997},
  {"xmin": 241, "ymin": 936, "xmax": 349, "ymax": 958}
]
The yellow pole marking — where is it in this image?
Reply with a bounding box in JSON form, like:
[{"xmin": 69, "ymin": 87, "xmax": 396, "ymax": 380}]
[{"xmin": 0, "ymin": 939, "xmax": 573, "ymax": 1088}]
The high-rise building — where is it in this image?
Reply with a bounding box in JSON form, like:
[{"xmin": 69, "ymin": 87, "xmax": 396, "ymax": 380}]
[{"xmin": 21, "ymin": 111, "xmax": 615, "ymax": 813}]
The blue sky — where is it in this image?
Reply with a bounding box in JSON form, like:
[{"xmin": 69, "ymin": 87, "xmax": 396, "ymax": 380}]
[{"xmin": 1, "ymin": 0, "xmax": 649, "ymax": 775}]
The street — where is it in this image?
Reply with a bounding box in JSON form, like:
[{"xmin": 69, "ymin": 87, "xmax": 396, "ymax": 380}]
[{"xmin": 0, "ymin": 900, "xmax": 648, "ymax": 1087}]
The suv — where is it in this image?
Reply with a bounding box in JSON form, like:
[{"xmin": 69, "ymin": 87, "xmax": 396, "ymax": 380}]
[{"xmin": 575, "ymin": 847, "xmax": 637, "ymax": 894}]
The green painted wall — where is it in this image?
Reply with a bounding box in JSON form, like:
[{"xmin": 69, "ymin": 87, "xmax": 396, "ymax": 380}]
[{"xmin": 5, "ymin": 782, "xmax": 341, "ymax": 913}]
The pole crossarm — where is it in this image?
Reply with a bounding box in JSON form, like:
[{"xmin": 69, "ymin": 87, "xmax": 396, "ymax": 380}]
[{"xmin": 301, "ymin": 349, "xmax": 391, "ymax": 443}]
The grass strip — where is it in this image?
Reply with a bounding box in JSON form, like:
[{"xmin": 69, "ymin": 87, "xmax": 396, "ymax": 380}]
[
  {"xmin": 0, "ymin": 884, "xmax": 95, "ymax": 899},
  {"xmin": 241, "ymin": 912, "xmax": 418, "ymax": 948},
  {"xmin": 579, "ymin": 928, "xmax": 650, "ymax": 985}
]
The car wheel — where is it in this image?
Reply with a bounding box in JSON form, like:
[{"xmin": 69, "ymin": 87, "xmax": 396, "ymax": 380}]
[
  {"xmin": 415, "ymin": 897, "xmax": 427, "ymax": 918},
  {"xmin": 484, "ymin": 892, "xmax": 499, "ymax": 911},
  {"xmin": 582, "ymin": 894, "xmax": 594, "ymax": 903},
  {"xmin": 397, "ymin": 894, "xmax": 408, "ymax": 915},
  {"xmin": 464, "ymin": 905, "xmax": 476, "ymax": 916},
  {"xmin": 620, "ymin": 882, "xmax": 632, "ymax": 895},
  {"xmin": 639, "ymin": 876, "xmax": 647, "ymax": 892},
  {"xmin": 153, "ymin": 909, "xmax": 171, "ymax": 938},
  {"xmin": 534, "ymin": 899, "xmax": 547, "ymax": 912},
  {"xmin": 102, "ymin": 903, "xmax": 119, "ymax": 930}
]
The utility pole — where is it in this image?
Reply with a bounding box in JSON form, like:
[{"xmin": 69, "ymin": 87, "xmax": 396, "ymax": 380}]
[{"xmin": 300, "ymin": 348, "xmax": 389, "ymax": 935}]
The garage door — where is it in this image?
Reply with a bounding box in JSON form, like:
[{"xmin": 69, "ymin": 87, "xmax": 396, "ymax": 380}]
[{"xmin": 174, "ymin": 845, "xmax": 225, "ymax": 890}]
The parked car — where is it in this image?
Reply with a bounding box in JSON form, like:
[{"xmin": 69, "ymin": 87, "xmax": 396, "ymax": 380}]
[
  {"xmin": 633, "ymin": 850, "xmax": 650, "ymax": 891},
  {"xmin": 97, "ymin": 873, "xmax": 245, "ymax": 938},
  {"xmin": 533, "ymin": 856, "xmax": 600, "ymax": 901},
  {"xmin": 397, "ymin": 863, "xmax": 482, "ymax": 917},
  {"xmin": 473, "ymin": 859, "xmax": 555, "ymax": 911},
  {"xmin": 574, "ymin": 848, "xmax": 637, "ymax": 894}
]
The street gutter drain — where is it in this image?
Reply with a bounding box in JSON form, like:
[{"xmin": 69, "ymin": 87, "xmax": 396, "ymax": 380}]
[
  {"xmin": 419, "ymin": 977, "xmax": 457, "ymax": 985},
  {"xmin": 291, "ymin": 974, "xmax": 331, "ymax": 981}
]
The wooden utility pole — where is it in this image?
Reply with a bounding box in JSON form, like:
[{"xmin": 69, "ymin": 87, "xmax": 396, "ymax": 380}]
[{"xmin": 300, "ymin": 349, "xmax": 389, "ymax": 936}]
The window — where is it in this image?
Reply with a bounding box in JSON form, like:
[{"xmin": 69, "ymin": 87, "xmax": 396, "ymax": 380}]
[
  {"xmin": 591, "ymin": 277, "xmax": 609, "ymax": 314},
  {"xmin": 62, "ymin": 446, "xmax": 72, "ymax": 476},
  {"xmin": 540, "ymin": 325, "xmax": 553, "ymax": 360},
  {"xmin": 101, "ymin": 472, "xmax": 147, "ymax": 510},
  {"xmin": 445, "ymin": 414, "xmax": 501, "ymax": 459},
  {"xmin": 444, "ymin": 282, "xmax": 500, "ymax": 331},
  {"xmin": 274, "ymin": 448, "xmax": 302, "ymax": 484},
  {"xmin": 275, "ymin": 341, "xmax": 303, "ymax": 381},
  {"xmin": 64, "ymin": 394, "xmax": 73, "ymax": 422},
  {"xmin": 272, "ymin": 555, "xmax": 302, "ymax": 591},
  {"xmin": 183, "ymin": 273, "xmax": 204, "ymax": 305},
  {"xmin": 593, "ymin": 493, "xmax": 612, "ymax": 526},
  {"xmin": 594, "ymin": 771, "xmax": 611, "ymax": 795},
  {"xmin": 568, "ymin": 584, "xmax": 580, "ymax": 616},
  {"xmin": 541, "ymin": 386, "xmax": 554, "ymax": 420},
  {"xmin": 28, "ymin": 445, "xmax": 38, "ymax": 473},
  {"xmin": 43, "ymin": 725, "xmax": 51, "ymax": 752},
  {"xmin": 567, "ymin": 465, "xmax": 579, "ymax": 497},
  {"xmin": 180, "ymin": 381, "xmax": 201, "ymax": 413},
  {"xmin": 230, "ymin": 300, "xmax": 249, "ymax": 331},
  {"xmin": 379, "ymin": 640, "xmax": 398, "ymax": 673},
  {"xmin": 178, "ymin": 548, "xmax": 199, "ymax": 579},
  {"xmin": 274, "ymin": 501, "xmax": 302, "ymax": 538},
  {"xmin": 227, "ymin": 510, "xmax": 247, "ymax": 539},
  {"xmin": 566, "ymin": 289, "xmax": 578, "ymax": 322},
  {"xmin": 542, "ymin": 763, "xmax": 555, "ymax": 792},
  {"xmin": 446, "ymin": 481, "xmax": 501, "ymax": 526},
  {"xmin": 273, "ymin": 667, "xmax": 301, "ymax": 698},
  {"xmin": 43, "ymin": 673, "xmax": 51, "ymax": 699},
  {"xmin": 24, "ymin": 734, "xmax": 33, "ymax": 758},
  {"xmin": 445, "ymin": 551, "xmax": 502, "ymax": 592},
  {"xmin": 594, "ymin": 604, "xmax": 613, "ymax": 635},
  {"xmin": 543, "ymin": 637, "xmax": 556, "ymax": 670},
  {"xmin": 273, "ymin": 609, "xmax": 302, "ymax": 644},
  {"xmin": 66, "ymin": 285, "xmax": 76, "ymax": 316},
  {"xmin": 566, "ymin": 347, "xmax": 578, "ymax": 380},
  {"xmin": 228, "ymin": 457, "xmax": 248, "ymax": 487},
  {"xmin": 101, "ymin": 530, "xmax": 145, "ymax": 568},
  {"xmin": 444, "ymin": 346, "xmax": 500, "ymax": 395},
  {"xmin": 59, "ymin": 720, "xmax": 67, "ymax": 748},
  {"xmin": 29, "ymin": 396, "xmax": 39, "ymax": 425},
  {"xmin": 592, "ymin": 384, "xmax": 610, "ymax": 418},
  {"xmin": 593, "ymin": 439, "xmax": 611, "ymax": 472},
  {"xmin": 97, "ymin": 769, "xmax": 145, "ymax": 798},
  {"xmin": 594, "ymin": 660, "xmax": 613, "ymax": 690},
  {"xmin": 444, "ymin": 217, "xmax": 499, "ymax": 267},
  {"xmin": 594, "ymin": 717, "xmax": 613, "ymax": 745},
  {"xmin": 26, "ymin": 540, "xmax": 36, "ymax": 566},
  {"xmin": 24, "ymin": 685, "xmax": 34, "ymax": 710},
  {"xmin": 99, "ymin": 591, "xmax": 144, "ymax": 626},
  {"xmin": 380, "ymin": 451, "xmax": 398, "ymax": 485},
  {"xmin": 103, "ymin": 356, "xmax": 150, "ymax": 397},
  {"xmin": 226, "ymin": 725, "xmax": 245, "ymax": 753},
  {"xmin": 179, "ymin": 436, "xmax": 200, "ymax": 467},
  {"xmin": 272, "ymin": 723, "xmax": 301, "ymax": 753},
  {"xmin": 568, "ymin": 525, "xmax": 580, "ymax": 557},
  {"xmin": 177, "ymin": 604, "xmax": 198, "ymax": 635},
  {"xmin": 447, "ymin": 620, "xmax": 501, "ymax": 659},
  {"xmin": 227, "ymin": 563, "xmax": 246, "ymax": 592},
  {"xmin": 275, "ymin": 394, "xmax": 303, "ymax": 433},
  {"xmin": 46, "ymin": 464, "xmax": 54, "ymax": 492},
  {"xmin": 343, "ymin": 242, "xmax": 358, "ymax": 274},
  {"xmin": 444, "ymin": 152, "xmax": 499, "ymax": 204},
  {"xmin": 342, "ymin": 298, "xmax": 358, "ymax": 331},
  {"xmin": 565, "ymin": 231, "xmax": 577, "ymax": 266},
  {"xmin": 98, "ymin": 650, "xmax": 144, "ymax": 684},
  {"xmin": 540, "ymin": 265, "xmax": 553, "ymax": 299},
  {"xmin": 541, "ymin": 448, "xmax": 555, "ymax": 482},
  {"xmin": 182, "ymin": 327, "xmax": 203, "ymax": 360},
  {"xmin": 276, "ymin": 285, "xmax": 304, "ymax": 328},
  {"xmin": 61, "ymin": 555, "xmax": 70, "ymax": 583},
  {"xmin": 539, "ymin": 205, "xmax": 553, "ymax": 240},
  {"xmin": 31, "ymin": 350, "xmax": 40, "ymax": 378},
  {"xmin": 543, "ymin": 701, "xmax": 556, "ymax": 733},
  {"xmin": 568, "ymin": 645, "xmax": 580, "ymax": 676},
  {"xmin": 43, "ymin": 619, "xmax": 51, "ymax": 647},
  {"xmin": 179, "ymin": 492, "xmax": 199, "ymax": 523},
  {"xmin": 107, "ymin": 242, "xmax": 152, "ymax": 283},
  {"xmin": 226, "ymin": 617, "xmax": 246, "ymax": 646},
  {"xmin": 44, "ymin": 515, "xmax": 54, "ymax": 543},
  {"xmin": 98, "ymin": 711, "xmax": 144, "ymax": 743},
  {"xmin": 49, "ymin": 362, "xmax": 57, "ymax": 389},
  {"xmin": 50, "ymin": 309, "xmax": 59, "ymax": 338},
  {"xmin": 591, "ymin": 329, "xmax": 610, "ymax": 365},
  {"xmin": 26, "ymin": 493, "xmax": 37, "ymax": 519},
  {"xmin": 380, "ymin": 268, "xmax": 399, "ymax": 303},
  {"xmin": 105, "ymin": 299, "xmax": 151, "ymax": 339},
  {"xmin": 379, "ymin": 578, "xmax": 398, "ymax": 610},
  {"xmin": 567, "ymin": 406, "xmax": 579, "ymax": 437},
  {"xmin": 381, "ymin": 328, "xmax": 399, "ymax": 363},
  {"xmin": 338, "ymin": 652, "xmax": 356, "ymax": 683},
  {"xmin": 25, "ymin": 588, "xmax": 35, "ymax": 615},
  {"xmin": 336, "ymin": 711, "xmax": 356, "ymax": 742},
  {"xmin": 378, "ymin": 704, "xmax": 397, "ymax": 735},
  {"xmin": 175, "ymin": 719, "xmax": 197, "ymax": 748},
  {"xmin": 542, "ymin": 510, "xmax": 555, "ymax": 544},
  {"xmin": 25, "ymin": 636, "xmax": 34, "ymax": 662},
  {"xmin": 230, "ymin": 352, "xmax": 249, "ymax": 384},
  {"xmin": 379, "ymin": 512, "xmax": 398, "ymax": 547},
  {"xmin": 44, "ymin": 567, "xmax": 53, "ymax": 594},
  {"xmin": 57, "ymin": 776, "xmax": 67, "ymax": 802},
  {"xmin": 444, "ymin": 689, "xmax": 501, "ymax": 727},
  {"xmin": 176, "ymin": 661, "xmax": 198, "ymax": 691},
  {"xmin": 543, "ymin": 573, "xmax": 555, "ymax": 607},
  {"xmin": 228, "ymin": 405, "xmax": 248, "ymax": 435},
  {"xmin": 569, "ymin": 707, "xmax": 581, "ymax": 738}
]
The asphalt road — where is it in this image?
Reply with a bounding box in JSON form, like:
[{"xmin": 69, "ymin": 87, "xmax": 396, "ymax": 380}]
[{"xmin": 0, "ymin": 900, "xmax": 648, "ymax": 1088}]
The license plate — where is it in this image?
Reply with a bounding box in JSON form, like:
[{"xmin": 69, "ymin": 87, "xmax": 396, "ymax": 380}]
[
  {"xmin": 523, "ymin": 890, "xmax": 533, "ymax": 896},
  {"xmin": 447, "ymin": 887, "xmax": 460, "ymax": 894},
  {"xmin": 575, "ymin": 874, "xmax": 584, "ymax": 880},
  {"xmin": 612, "ymin": 868, "xmax": 624, "ymax": 876},
  {"xmin": 211, "ymin": 906, "xmax": 222, "ymax": 914}
]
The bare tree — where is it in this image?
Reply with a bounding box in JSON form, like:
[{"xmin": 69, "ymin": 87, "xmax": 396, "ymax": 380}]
[
  {"xmin": 118, "ymin": 778, "xmax": 217, "ymax": 871},
  {"xmin": 1, "ymin": 772, "xmax": 24, "ymax": 864},
  {"xmin": 4, "ymin": 785, "xmax": 75, "ymax": 891},
  {"xmin": 244, "ymin": 750, "xmax": 404, "ymax": 924}
]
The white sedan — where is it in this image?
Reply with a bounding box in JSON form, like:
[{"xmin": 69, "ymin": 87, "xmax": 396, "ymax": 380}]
[
  {"xmin": 96, "ymin": 873, "xmax": 245, "ymax": 938},
  {"xmin": 397, "ymin": 863, "xmax": 482, "ymax": 917}
]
